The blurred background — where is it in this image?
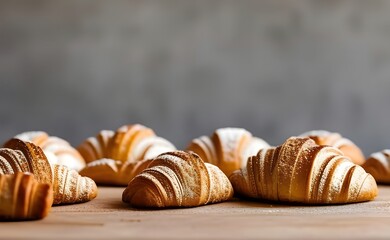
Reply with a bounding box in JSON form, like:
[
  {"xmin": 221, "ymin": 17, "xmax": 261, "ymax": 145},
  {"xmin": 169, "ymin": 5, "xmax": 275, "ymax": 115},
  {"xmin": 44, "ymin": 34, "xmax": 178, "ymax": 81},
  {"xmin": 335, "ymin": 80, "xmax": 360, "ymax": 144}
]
[{"xmin": 1, "ymin": 0, "xmax": 390, "ymax": 156}]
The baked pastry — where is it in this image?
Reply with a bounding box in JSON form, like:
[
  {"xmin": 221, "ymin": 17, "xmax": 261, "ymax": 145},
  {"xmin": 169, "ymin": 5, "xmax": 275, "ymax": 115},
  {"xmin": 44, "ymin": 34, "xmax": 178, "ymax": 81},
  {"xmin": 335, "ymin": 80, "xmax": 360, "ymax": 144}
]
[
  {"xmin": 79, "ymin": 158, "xmax": 152, "ymax": 186},
  {"xmin": 15, "ymin": 131, "xmax": 86, "ymax": 171},
  {"xmin": 362, "ymin": 150, "xmax": 390, "ymax": 184},
  {"xmin": 51, "ymin": 164, "xmax": 98, "ymax": 204},
  {"xmin": 122, "ymin": 151, "xmax": 234, "ymax": 208},
  {"xmin": 77, "ymin": 130, "xmax": 114, "ymax": 163},
  {"xmin": 1, "ymin": 138, "xmax": 97, "ymax": 205},
  {"xmin": 229, "ymin": 137, "xmax": 377, "ymax": 204},
  {"xmin": 1, "ymin": 138, "xmax": 53, "ymax": 184},
  {"xmin": 299, "ymin": 130, "xmax": 365, "ymax": 165},
  {"xmin": 0, "ymin": 172, "xmax": 53, "ymax": 221},
  {"xmin": 78, "ymin": 124, "xmax": 176, "ymax": 186},
  {"xmin": 186, "ymin": 127, "xmax": 269, "ymax": 176}
]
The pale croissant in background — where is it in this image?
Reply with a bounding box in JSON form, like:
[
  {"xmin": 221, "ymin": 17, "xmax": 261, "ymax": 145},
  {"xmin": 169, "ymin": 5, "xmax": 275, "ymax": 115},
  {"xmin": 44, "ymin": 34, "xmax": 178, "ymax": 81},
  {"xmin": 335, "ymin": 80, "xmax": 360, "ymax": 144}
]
[
  {"xmin": 230, "ymin": 137, "xmax": 377, "ymax": 204},
  {"xmin": 362, "ymin": 149, "xmax": 390, "ymax": 184},
  {"xmin": 78, "ymin": 124, "xmax": 176, "ymax": 186},
  {"xmin": 1, "ymin": 138, "xmax": 97, "ymax": 205},
  {"xmin": 122, "ymin": 151, "xmax": 234, "ymax": 208},
  {"xmin": 299, "ymin": 130, "xmax": 365, "ymax": 165},
  {"xmin": 0, "ymin": 172, "xmax": 53, "ymax": 220},
  {"xmin": 15, "ymin": 131, "xmax": 86, "ymax": 171},
  {"xmin": 186, "ymin": 127, "xmax": 269, "ymax": 176}
]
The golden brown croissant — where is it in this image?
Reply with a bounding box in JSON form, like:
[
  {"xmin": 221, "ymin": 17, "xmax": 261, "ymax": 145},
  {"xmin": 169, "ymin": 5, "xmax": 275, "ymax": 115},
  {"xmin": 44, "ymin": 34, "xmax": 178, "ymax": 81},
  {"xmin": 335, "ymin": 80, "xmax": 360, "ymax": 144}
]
[
  {"xmin": 52, "ymin": 164, "xmax": 98, "ymax": 204},
  {"xmin": 229, "ymin": 137, "xmax": 377, "ymax": 204},
  {"xmin": 1, "ymin": 138, "xmax": 97, "ymax": 205},
  {"xmin": 362, "ymin": 150, "xmax": 390, "ymax": 184},
  {"xmin": 1, "ymin": 138, "xmax": 53, "ymax": 184},
  {"xmin": 77, "ymin": 130, "xmax": 114, "ymax": 163},
  {"xmin": 78, "ymin": 124, "xmax": 176, "ymax": 186},
  {"xmin": 299, "ymin": 130, "xmax": 365, "ymax": 165},
  {"xmin": 79, "ymin": 158, "xmax": 152, "ymax": 186},
  {"xmin": 186, "ymin": 127, "xmax": 269, "ymax": 176},
  {"xmin": 122, "ymin": 151, "xmax": 234, "ymax": 208},
  {"xmin": 15, "ymin": 131, "xmax": 86, "ymax": 171},
  {"xmin": 0, "ymin": 172, "xmax": 53, "ymax": 221}
]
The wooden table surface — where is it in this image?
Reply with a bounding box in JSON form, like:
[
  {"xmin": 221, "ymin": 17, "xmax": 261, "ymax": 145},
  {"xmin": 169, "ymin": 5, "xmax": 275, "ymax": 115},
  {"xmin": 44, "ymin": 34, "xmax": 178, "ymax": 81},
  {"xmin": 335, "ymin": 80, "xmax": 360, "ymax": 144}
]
[{"xmin": 2, "ymin": 186, "xmax": 390, "ymax": 239}]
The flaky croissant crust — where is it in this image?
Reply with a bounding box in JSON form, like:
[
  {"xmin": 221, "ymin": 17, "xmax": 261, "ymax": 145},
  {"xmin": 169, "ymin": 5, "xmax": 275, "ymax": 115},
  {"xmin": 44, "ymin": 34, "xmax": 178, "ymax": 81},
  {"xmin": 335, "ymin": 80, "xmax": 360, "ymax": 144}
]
[
  {"xmin": 79, "ymin": 158, "xmax": 152, "ymax": 186},
  {"xmin": 78, "ymin": 124, "xmax": 176, "ymax": 186},
  {"xmin": 1, "ymin": 138, "xmax": 97, "ymax": 205},
  {"xmin": 187, "ymin": 127, "xmax": 269, "ymax": 176},
  {"xmin": 299, "ymin": 130, "xmax": 365, "ymax": 165},
  {"xmin": 0, "ymin": 172, "xmax": 53, "ymax": 220},
  {"xmin": 15, "ymin": 131, "xmax": 86, "ymax": 171},
  {"xmin": 78, "ymin": 124, "xmax": 176, "ymax": 163},
  {"xmin": 362, "ymin": 149, "xmax": 390, "ymax": 184},
  {"xmin": 230, "ymin": 137, "xmax": 377, "ymax": 204},
  {"xmin": 122, "ymin": 151, "xmax": 234, "ymax": 208}
]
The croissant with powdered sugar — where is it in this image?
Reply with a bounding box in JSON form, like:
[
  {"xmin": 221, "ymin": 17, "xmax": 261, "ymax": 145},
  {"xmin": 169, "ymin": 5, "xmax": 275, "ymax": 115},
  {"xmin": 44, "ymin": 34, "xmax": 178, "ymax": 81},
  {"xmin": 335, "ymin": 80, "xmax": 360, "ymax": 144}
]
[
  {"xmin": 362, "ymin": 149, "xmax": 390, "ymax": 184},
  {"xmin": 299, "ymin": 130, "xmax": 365, "ymax": 165},
  {"xmin": 122, "ymin": 151, "xmax": 233, "ymax": 208},
  {"xmin": 186, "ymin": 127, "xmax": 269, "ymax": 176},
  {"xmin": 230, "ymin": 137, "xmax": 377, "ymax": 204},
  {"xmin": 1, "ymin": 138, "xmax": 97, "ymax": 205},
  {"xmin": 15, "ymin": 131, "xmax": 86, "ymax": 171},
  {"xmin": 78, "ymin": 124, "xmax": 176, "ymax": 186}
]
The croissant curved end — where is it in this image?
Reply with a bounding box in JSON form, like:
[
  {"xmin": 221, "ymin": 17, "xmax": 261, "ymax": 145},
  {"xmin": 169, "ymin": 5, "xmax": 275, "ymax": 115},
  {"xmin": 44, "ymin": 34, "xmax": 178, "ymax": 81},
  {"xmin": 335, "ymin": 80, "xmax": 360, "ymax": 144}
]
[
  {"xmin": 122, "ymin": 176, "xmax": 164, "ymax": 208},
  {"xmin": 87, "ymin": 177, "xmax": 99, "ymax": 200},
  {"xmin": 0, "ymin": 173, "xmax": 53, "ymax": 221},
  {"xmin": 78, "ymin": 158, "xmax": 121, "ymax": 185},
  {"xmin": 364, "ymin": 166, "xmax": 390, "ymax": 184},
  {"xmin": 339, "ymin": 144, "xmax": 366, "ymax": 166},
  {"xmin": 52, "ymin": 165, "xmax": 98, "ymax": 205},
  {"xmin": 356, "ymin": 174, "xmax": 378, "ymax": 202},
  {"xmin": 362, "ymin": 151, "xmax": 390, "ymax": 184},
  {"xmin": 229, "ymin": 169, "xmax": 252, "ymax": 198}
]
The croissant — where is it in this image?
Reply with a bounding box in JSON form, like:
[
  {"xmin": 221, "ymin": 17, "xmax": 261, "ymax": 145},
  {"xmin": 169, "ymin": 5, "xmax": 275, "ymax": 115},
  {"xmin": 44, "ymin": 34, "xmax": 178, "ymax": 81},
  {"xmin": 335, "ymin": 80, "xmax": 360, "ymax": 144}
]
[
  {"xmin": 229, "ymin": 137, "xmax": 377, "ymax": 204},
  {"xmin": 1, "ymin": 138, "xmax": 53, "ymax": 184},
  {"xmin": 122, "ymin": 151, "xmax": 234, "ymax": 208},
  {"xmin": 79, "ymin": 158, "xmax": 152, "ymax": 186},
  {"xmin": 77, "ymin": 130, "xmax": 114, "ymax": 163},
  {"xmin": 15, "ymin": 131, "xmax": 86, "ymax": 171},
  {"xmin": 1, "ymin": 138, "xmax": 97, "ymax": 205},
  {"xmin": 52, "ymin": 164, "xmax": 98, "ymax": 204},
  {"xmin": 299, "ymin": 130, "xmax": 365, "ymax": 165},
  {"xmin": 0, "ymin": 172, "xmax": 53, "ymax": 220},
  {"xmin": 186, "ymin": 127, "xmax": 269, "ymax": 176},
  {"xmin": 78, "ymin": 124, "xmax": 176, "ymax": 186},
  {"xmin": 362, "ymin": 150, "xmax": 390, "ymax": 184}
]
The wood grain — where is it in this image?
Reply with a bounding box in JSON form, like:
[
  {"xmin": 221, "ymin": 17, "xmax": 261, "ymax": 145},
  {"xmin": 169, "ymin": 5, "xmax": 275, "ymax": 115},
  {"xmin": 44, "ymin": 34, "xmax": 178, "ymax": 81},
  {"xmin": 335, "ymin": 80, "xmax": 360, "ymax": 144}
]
[{"xmin": 2, "ymin": 186, "xmax": 390, "ymax": 239}]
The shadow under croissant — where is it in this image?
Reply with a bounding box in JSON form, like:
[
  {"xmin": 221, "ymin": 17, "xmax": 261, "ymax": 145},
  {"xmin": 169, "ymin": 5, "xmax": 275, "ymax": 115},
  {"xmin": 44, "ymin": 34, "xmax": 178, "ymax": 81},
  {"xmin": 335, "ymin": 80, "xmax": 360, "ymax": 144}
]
[
  {"xmin": 376, "ymin": 182, "xmax": 390, "ymax": 186},
  {"xmin": 120, "ymin": 200, "xmax": 241, "ymax": 211},
  {"xmin": 231, "ymin": 195, "xmax": 376, "ymax": 207},
  {"xmin": 119, "ymin": 198, "xmax": 375, "ymax": 211},
  {"xmin": 0, "ymin": 217, "xmax": 49, "ymax": 222},
  {"xmin": 103, "ymin": 201, "xmax": 132, "ymax": 210},
  {"xmin": 119, "ymin": 198, "xmax": 316, "ymax": 210}
]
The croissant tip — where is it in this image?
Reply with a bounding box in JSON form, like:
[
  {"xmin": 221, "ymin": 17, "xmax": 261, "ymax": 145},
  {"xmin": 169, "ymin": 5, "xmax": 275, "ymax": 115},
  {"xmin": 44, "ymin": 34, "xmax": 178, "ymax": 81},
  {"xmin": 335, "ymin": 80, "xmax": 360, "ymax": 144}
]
[
  {"xmin": 228, "ymin": 170, "xmax": 247, "ymax": 197},
  {"xmin": 228, "ymin": 170, "xmax": 239, "ymax": 184},
  {"xmin": 356, "ymin": 174, "xmax": 378, "ymax": 202},
  {"xmin": 88, "ymin": 180, "xmax": 99, "ymax": 200},
  {"xmin": 38, "ymin": 183, "xmax": 54, "ymax": 218},
  {"xmin": 0, "ymin": 173, "xmax": 53, "ymax": 220},
  {"xmin": 122, "ymin": 183, "xmax": 163, "ymax": 208}
]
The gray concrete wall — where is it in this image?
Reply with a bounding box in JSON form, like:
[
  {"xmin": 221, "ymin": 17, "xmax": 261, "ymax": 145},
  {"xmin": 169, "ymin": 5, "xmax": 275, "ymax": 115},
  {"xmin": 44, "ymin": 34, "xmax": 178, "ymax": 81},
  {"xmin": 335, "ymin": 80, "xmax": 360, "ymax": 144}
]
[{"xmin": 1, "ymin": 0, "xmax": 390, "ymax": 156}]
